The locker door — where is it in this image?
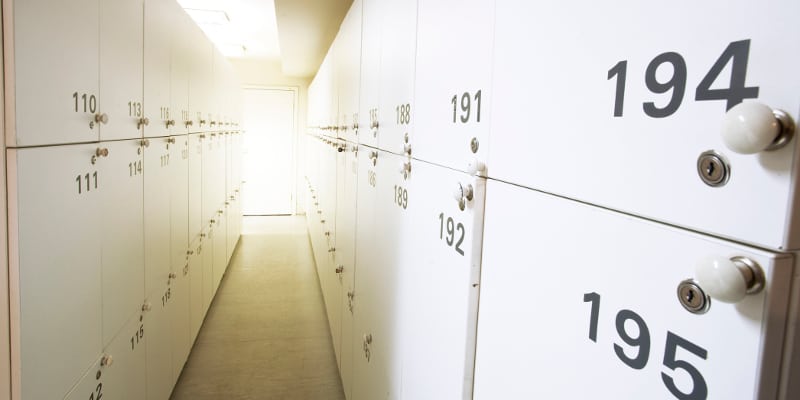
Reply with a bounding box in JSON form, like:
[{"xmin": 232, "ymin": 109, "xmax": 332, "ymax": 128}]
[
  {"xmin": 143, "ymin": 0, "xmax": 173, "ymax": 138},
  {"xmin": 336, "ymin": 142, "xmax": 359, "ymax": 399},
  {"xmin": 400, "ymin": 160, "xmax": 485, "ymax": 399},
  {"xmin": 376, "ymin": 0, "xmax": 417, "ymax": 154},
  {"xmin": 101, "ymin": 311, "xmax": 147, "ymax": 400},
  {"xmin": 171, "ymin": 4, "xmax": 192, "ymax": 135},
  {"xmin": 187, "ymin": 239, "xmax": 203, "ymax": 343},
  {"xmin": 99, "ymin": 0, "xmax": 144, "ymax": 141},
  {"xmin": 473, "ymin": 181, "xmax": 795, "ymax": 399},
  {"xmin": 63, "ymin": 357, "xmax": 105, "ymax": 400},
  {"xmin": 358, "ymin": 0, "xmax": 383, "ymax": 148},
  {"xmin": 352, "ymin": 149, "xmax": 404, "ymax": 400},
  {"xmin": 413, "ymin": 0, "xmax": 494, "ymax": 171},
  {"xmin": 212, "ymin": 209, "xmax": 227, "ymax": 292},
  {"xmin": 10, "ymin": 144, "xmax": 102, "ymax": 399},
  {"xmin": 171, "ymin": 135, "xmax": 190, "ymax": 278},
  {"xmin": 201, "ymin": 134, "xmax": 216, "ymax": 228},
  {"xmin": 144, "ymin": 282, "xmax": 174, "ymax": 400},
  {"xmin": 188, "ymin": 27, "xmax": 212, "ymax": 133},
  {"xmin": 201, "ymin": 228, "xmax": 215, "ymax": 313},
  {"xmin": 188, "ymin": 134, "xmax": 203, "ymax": 243},
  {"xmin": 170, "ymin": 260, "xmax": 191, "ymax": 385},
  {"xmin": 488, "ymin": 0, "xmax": 800, "ymax": 250},
  {"xmin": 10, "ymin": 0, "xmax": 99, "ymax": 146},
  {"xmin": 144, "ymin": 138, "xmax": 171, "ymax": 299},
  {"xmin": 336, "ymin": 0, "xmax": 362, "ymax": 144},
  {"xmin": 100, "ymin": 139, "xmax": 145, "ymax": 345}
]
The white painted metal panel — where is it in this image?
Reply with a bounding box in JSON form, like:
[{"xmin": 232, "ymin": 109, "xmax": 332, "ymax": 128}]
[
  {"xmin": 357, "ymin": 0, "xmax": 382, "ymax": 149},
  {"xmin": 400, "ymin": 160, "xmax": 485, "ymax": 399},
  {"xmin": 10, "ymin": 144, "xmax": 102, "ymax": 399},
  {"xmin": 188, "ymin": 25, "xmax": 212, "ymax": 133},
  {"xmin": 102, "ymin": 311, "xmax": 147, "ymax": 400},
  {"xmin": 144, "ymin": 138, "xmax": 171, "ymax": 300},
  {"xmin": 473, "ymin": 180, "xmax": 794, "ymax": 399},
  {"xmin": 336, "ymin": 142, "xmax": 358, "ymax": 399},
  {"xmin": 489, "ymin": 0, "xmax": 800, "ymax": 250},
  {"xmin": 201, "ymin": 229, "xmax": 215, "ymax": 313},
  {"xmin": 170, "ymin": 4, "xmax": 192, "ymax": 135},
  {"xmin": 170, "ymin": 135, "xmax": 190, "ymax": 276},
  {"xmin": 100, "ymin": 139, "xmax": 145, "ymax": 345},
  {"xmin": 170, "ymin": 262, "xmax": 191, "ymax": 388},
  {"xmin": 143, "ymin": 0, "xmax": 173, "ymax": 138},
  {"xmin": 187, "ymin": 238, "xmax": 203, "ymax": 344},
  {"xmin": 9, "ymin": 0, "xmax": 100, "ymax": 146},
  {"xmin": 376, "ymin": 0, "xmax": 417, "ymax": 155},
  {"xmin": 144, "ymin": 282, "xmax": 174, "ymax": 400},
  {"xmin": 335, "ymin": 0, "xmax": 362, "ymax": 144},
  {"xmin": 188, "ymin": 133, "xmax": 203, "ymax": 242},
  {"xmin": 99, "ymin": 0, "xmax": 144, "ymax": 141},
  {"xmin": 212, "ymin": 210, "xmax": 227, "ymax": 292},
  {"xmin": 413, "ymin": 0, "xmax": 494, "ymax": 172}
]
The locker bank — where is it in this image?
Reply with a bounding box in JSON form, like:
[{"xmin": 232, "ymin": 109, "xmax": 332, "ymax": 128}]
[{"xmin": 1, "ymin": 0, "xmax": 799, "ymax": 399}]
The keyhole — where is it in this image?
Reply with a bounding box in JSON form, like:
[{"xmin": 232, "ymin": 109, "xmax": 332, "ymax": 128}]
[
  {"xmin": 685, "ymin": 288, "xmax": 695, "ymax": 303},
  {"xmin": 706, "ymin": 162, "xmax": 715, "ymax": 177}
]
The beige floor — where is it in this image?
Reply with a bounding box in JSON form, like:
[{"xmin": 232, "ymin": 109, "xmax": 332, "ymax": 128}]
[{"xmin": 170, "ymin": 216, "xmax": 346, "ymax": 400}]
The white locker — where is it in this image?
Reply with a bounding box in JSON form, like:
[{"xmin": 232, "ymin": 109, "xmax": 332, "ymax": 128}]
[
  {"xmin": 188, "ymin": 25, "xmax": 212, "ymax": 133},
  {"xmin": 335, "ymin": 142, "xmax": 358, "ymax": 399},
  {"xmin": 488, "ymin": 0, "xmax": 800, "ymax": 250},
  {"xmin": 357, "ymin": 0, "xmax": 382, "ymax": 149},
  {"xmin": 352, "ymin": 149, "xmax": 406, "ymax": 400},
  {"xmin": 143, "ymin": 0, "xmax": 173, "ymax": 138},
  {"xmin": 170, "ymin": 260, "xmax": 191, "ymax": 385},
  {"xmin": 400, "ymin": 159, "xmax": 485, "ymax": 399},
  {"xmin": 101, "ymin": 311, "xmax": 147, "ymax": 400},
  {"xmin": 473, "ymin": 180, "xmax": 795, "ymax": 399},
  {"xmin": 144, "ymin": 138, "xmax": 172, "ymax": 298},
  {"xmin": 100, "ymin": 139, "xmax": 145, "ymax": 345},
  {"xmin": 187, "ymin": 238, "xmax": 204, "ymax": 343},
  {"xmin": 212, "ymin": 210, "xmax": 227, "ymax": 292},
  {"xmin": 8, "ymin": 144, "xmax": 103, "ymax": 400},
  {"xmin": 8, "ymin": 0, "xmax": 100, "ymax": 146},
  {"xmin": 144, "ymin": 282, "xmax": 174, "ymax": 400},
  {"xmin": 188, "ymin": 133, "xmax": 203, "ymax": 243},
  {"xmin": 99, "ymin": 0, "xmax": 144, "ymax": 141},
  {"xmin": 335, "ymin": 0, "xmax": 361, "ymax": 144},
  {"xmin": 170, "ymin": 135, "xmax": 190, "ymax": 276},
  {"xmin": 376, "ymin": 0, "xmax": 417, "ymax": 154},
  {"xmin": 413, "ymin": 0, "xmax": 494, "ymax": 172},
  {"xmin": 171, "ymin": 4, "xmax": 192, "ymax": 135},
  {"xmin": 201, "ymin": 227, "xmax": 215, "ymax": 313}
]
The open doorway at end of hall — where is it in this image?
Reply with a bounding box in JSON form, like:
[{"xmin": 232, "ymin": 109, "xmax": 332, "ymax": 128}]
[{"xmin": 241, "ymin": 87, "xmax": 297, "ymax": 216}]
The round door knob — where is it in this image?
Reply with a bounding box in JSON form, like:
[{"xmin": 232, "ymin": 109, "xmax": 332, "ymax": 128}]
[
  {"xmin": 138, "ymin": 117, "xmax": 150, "ymax": 128},
  {"xmin": 95, "ymin": 113, "xmax": 109, "ymax": 124},
  {"xmin": 694, "ymin": 256, "xmax": 765, "ymax": 303},
  {"xmin": 720, "ymin": 102, "xmax": 795, "ymax": 154},
  {"xmin": 142, "ymin": 302, "xmax": 152, "ymax": 312},
  {"xmin": 166, "ymin": 120, "xmax": 176, "ymax": 127},
  {"xmin": 169, "ymin": 272, "xmax": 177, "ymax": 279}
]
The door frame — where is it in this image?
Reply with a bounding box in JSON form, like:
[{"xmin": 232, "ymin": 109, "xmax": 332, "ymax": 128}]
[{"xmin": 241, "ymin": 85, "xmax": 300, "ymax": 215}]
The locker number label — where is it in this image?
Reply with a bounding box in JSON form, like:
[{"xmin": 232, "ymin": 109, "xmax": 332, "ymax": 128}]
[
  {"xmin": 451, "ymin": 90, "xmax": 482, "ymax": 123},
  {"xmin": 368, "ymin": 170, "xmax": 377, "ymax": 188},
  {"xmin": 88, "ymin": 382, "xmax": 103, "ymax": 400},
  {"xmin": 76, "ymin": 171, "xmax": 98, "ymax": 194},
  {"xmin": 438, "ymin": 213, "xmax": 465, "ymax": 256},
  {"xmin": 396, "ymin": 103, "xmax": 411, "ymax": 125},
  {"xmin": 128, "ymin": 101, "xmax": 142, "ymax": 117},
  {"xmin": 73, "ymin": 92, "xmax": 97, "ymax": 114},
  {"xmin": 393, "ymin": 185, "xmax": 408, "ymax": 209},
  {"xmin": 584, "ymin": 292, "xmax": 708, "ymax": 400},
  {"xmin": 130, "ymin": 323, "xmax": 144, "ymax": 351},
  {"xmin": 608, "ymin": 40, "xmax": 758, "ymax": 117},
  {"xmin": 129, "ymin": 160, "xmax": 143, "ymax": 176}
]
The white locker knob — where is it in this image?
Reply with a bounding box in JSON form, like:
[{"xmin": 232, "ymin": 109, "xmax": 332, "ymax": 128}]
[
  {"xmin": 138, "ymin": 117, "xmax": 150, "ymax": 128},
  {"xmin": 169, "ymin": 272, "xmax": 177, "ymax": 279},
  {"xmin": 721, "ymin": 102, "xmax": 795, "ymax": 154},
  {"xmin": 95, "ymin": 113, "xmax": 109, "ymax": 124},
  {"xmin": 467, "ymin": 159, "xmax": 486, "ymax": 176},
  {"xmin": 453, "ymin": 183, "xmax": 465, "ymax": 202},
  {"xmin": 95, "ymin": 147, "xmax": 109, "ymax": 157},
  {"xmin": 694, "ymin": 256, "xmax": 764, "ymax": 303},
  {"xmin": 141, "ymin": 302, "xmax": 152, "ymax": 312},
  {"xmin": 166, "ymin": 120, "xmax": 176, "ymax": 127}
]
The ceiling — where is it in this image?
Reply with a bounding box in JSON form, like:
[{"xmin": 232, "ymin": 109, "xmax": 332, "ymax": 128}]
[{"xmin": 177, "ymin": 0, "xmax": 352, "ymax": 78}]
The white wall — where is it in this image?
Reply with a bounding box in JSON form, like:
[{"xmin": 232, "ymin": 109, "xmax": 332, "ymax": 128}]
[{"xmin": 228, "ymin": 59, "xmax": 311, "ymax": 214}]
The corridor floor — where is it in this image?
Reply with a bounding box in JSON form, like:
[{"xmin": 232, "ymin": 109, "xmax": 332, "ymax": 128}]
[{"xmin": 170, "ymin": 216, "xmax": 346, "ymax": 400}]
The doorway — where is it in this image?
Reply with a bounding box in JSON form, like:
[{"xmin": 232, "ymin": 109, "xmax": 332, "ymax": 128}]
[{"xmin": 241, "ymin": 87, "xmax": 297, "ymax": 215}]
